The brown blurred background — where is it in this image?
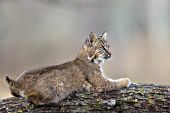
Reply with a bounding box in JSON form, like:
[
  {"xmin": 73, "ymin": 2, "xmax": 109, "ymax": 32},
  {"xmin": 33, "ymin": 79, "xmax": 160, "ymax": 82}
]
[{"xmin": 0, "ymin": 0, "xmax": 170, "ymax": 99}]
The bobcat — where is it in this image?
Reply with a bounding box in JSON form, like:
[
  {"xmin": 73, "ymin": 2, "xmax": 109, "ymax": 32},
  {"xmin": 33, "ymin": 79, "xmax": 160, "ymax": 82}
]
[{"xmin": 5, "ymin": 32, "xmax": 131, "ymax": 105}]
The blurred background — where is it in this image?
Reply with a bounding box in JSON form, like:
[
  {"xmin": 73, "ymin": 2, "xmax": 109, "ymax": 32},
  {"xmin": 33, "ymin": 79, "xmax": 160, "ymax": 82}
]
[{"xmin": 0, "ymin": 0, "xmax": 170, "ymax": 99}]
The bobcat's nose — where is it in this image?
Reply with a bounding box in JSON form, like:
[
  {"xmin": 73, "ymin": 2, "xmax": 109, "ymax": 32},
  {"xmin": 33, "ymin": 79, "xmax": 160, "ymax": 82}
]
[
  {"xmin": 104, "ymin": 53, "xmax": 111, "ymax": 59},
  {"xmin": 106, "ymin": 54, "xmax": 111, "ymax": 59}
]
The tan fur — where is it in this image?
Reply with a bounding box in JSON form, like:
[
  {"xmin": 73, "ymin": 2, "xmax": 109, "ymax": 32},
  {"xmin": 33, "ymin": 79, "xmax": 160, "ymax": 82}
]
[{"xmin": 5, "ymin": 32, "xmax": 131, "ymax": 105}]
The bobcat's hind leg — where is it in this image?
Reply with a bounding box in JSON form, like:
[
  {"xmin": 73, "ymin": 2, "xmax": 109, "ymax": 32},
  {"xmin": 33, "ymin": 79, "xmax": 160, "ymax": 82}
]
[
  {"xmin": 26, "ymin": 90, "xmax": 52, "ymax": 105},
  {"xmin": 27, "ymin": 95, "xmax": 43, "ymax": 105},
  {"xmin": 26, "ymin": 91, "xmax": 43, "ymax": 105}
]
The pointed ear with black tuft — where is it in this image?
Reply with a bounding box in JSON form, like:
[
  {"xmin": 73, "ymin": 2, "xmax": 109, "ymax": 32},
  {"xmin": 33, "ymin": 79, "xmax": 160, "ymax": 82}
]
[
  {"xmin": 89, "ymin": 32, "xmax": 97, "ymax": 43},
  {"xmin": 101, "ymin": 31, "xmax": 107, "ymax": 40}
]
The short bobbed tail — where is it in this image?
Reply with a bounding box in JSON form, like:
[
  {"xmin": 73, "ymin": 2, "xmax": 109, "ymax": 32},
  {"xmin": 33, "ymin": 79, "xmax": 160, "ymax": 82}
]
[{"xmin": 5, "ymin": 75, "xmax": 21, "ymax": 97}]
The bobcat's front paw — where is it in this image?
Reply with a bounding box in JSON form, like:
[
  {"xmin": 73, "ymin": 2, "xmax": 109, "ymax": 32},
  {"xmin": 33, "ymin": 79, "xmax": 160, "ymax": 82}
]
[{"xmin": 124, "ymin": 78, "xmax": 131, "ymax": 87}]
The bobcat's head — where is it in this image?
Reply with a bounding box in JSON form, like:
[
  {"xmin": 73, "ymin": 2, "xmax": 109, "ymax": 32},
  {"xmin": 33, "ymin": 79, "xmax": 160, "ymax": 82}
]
[{"xmin": 79, "ymin": 32, "xmax": 112, "ymax": 64}]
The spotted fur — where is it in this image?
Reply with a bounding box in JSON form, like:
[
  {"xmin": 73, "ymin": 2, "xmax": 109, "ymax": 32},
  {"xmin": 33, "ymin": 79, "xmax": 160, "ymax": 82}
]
[{"xmin": 5, "ymin": 32, "xmax": 131, "ymax": 105}]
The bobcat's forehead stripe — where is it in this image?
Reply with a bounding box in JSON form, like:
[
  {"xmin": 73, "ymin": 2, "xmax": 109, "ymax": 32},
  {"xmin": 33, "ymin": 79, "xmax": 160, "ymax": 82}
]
[
  {"xmin": 99, "ymin": 38, "xmax": 109, "ymax": 49},
  {"xmin": 102, "ymin": 45, "xmax": 111, "ymax": 56},
  {"xmin": 99, "ymin": 38, "xmax": 110, "ymax": 55},
  {"xmin": 99, "ymin": 38, "xmax": 106, "ymax": 46}
]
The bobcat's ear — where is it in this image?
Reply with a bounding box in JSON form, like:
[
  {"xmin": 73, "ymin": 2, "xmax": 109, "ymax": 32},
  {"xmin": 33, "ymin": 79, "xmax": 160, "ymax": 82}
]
[
  {"xmin": 89, "ymin": 32, "xmax": 97, "ymax": 43},
  {"xmin": 101, "ymin": 31, "xmax": 107, "ymax": 40}
]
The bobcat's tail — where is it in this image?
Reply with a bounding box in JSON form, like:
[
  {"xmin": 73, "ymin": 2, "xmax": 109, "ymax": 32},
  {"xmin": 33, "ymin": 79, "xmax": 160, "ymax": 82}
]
[{"xmin": 5, "ymin": 75, "xmax": 21, "ymax": 97}]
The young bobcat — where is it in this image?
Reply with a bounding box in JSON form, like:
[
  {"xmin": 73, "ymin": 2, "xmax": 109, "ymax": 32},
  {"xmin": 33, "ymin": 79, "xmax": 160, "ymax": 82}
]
[{"xmin": 5, "ymin": 32, "xmax": 131, "ymax": 105}]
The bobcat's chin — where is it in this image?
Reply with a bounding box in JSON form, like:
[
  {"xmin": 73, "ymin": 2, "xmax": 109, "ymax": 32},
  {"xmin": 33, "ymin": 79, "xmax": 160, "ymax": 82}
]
[
  {"xmin": 93, "ymin": 57, "xmax": 111, "ymax": 64},
  {"xmin": 93, "ymin": 58, "xmax": 104, "ymax": 64}
]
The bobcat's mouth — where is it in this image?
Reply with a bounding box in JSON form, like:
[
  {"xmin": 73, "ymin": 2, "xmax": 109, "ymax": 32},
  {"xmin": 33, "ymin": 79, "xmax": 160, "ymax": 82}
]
[
  {"xmin": 92, "ymin": 55, "xmax": 105, "ymax": 64},
  {"xmin": 92, "ymin": 59, "xmax": 104, "ymax": 64}
]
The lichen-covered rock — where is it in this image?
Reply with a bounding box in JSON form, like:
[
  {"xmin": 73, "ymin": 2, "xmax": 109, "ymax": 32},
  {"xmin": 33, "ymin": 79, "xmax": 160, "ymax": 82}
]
[{"xmin": 0, "ymin": 83, "xmax": 170, "ymax": 113}]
